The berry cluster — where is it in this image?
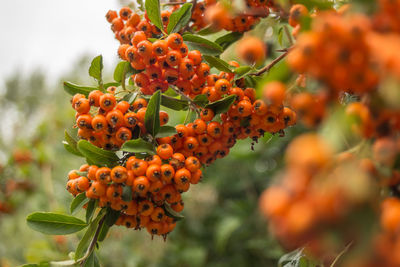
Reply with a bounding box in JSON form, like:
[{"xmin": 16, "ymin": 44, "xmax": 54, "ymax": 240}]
[
  {"xmin": 72, "ymin": 92, "xmax": 169, "ymax": 150},
  {"xmin": 287, "ymin": 12, "xmax": 379, "ymax": 96},
  {"xmin": 259, "ymin": 134, "xmax": 378, "ymax": 255},
  {"xmin": 67, "ymin": 145, "xmax": 203, "ymax": 237}
]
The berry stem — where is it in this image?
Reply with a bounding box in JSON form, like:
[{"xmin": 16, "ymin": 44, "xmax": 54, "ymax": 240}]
[
  {"xmin": 252, "ymin": 49, "xmax": 290, "ymax": 76},
  {"xmin": 170, "ymin": 86, "xmax": 200, "ymax": 116},
  {"xmin": 79, "ymin": 213, "xmax": 106, "ymax": 266}
]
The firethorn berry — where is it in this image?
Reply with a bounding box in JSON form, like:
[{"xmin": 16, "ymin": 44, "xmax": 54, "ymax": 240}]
[
  {"xmin": 96, "ymin": 167, "xmax": 111, "ymax": 184},
  {"xmin": 99, "ymin": 93, "xmax": 116, "ymax": 111},
  {"xmin": 132, "ymin": 98, "xmax": 147, "ymax": 111},
  {"xmin": 88, "ymin": 90, "xmax": 103, "ymax": 107},
  {"xmin": 106, "ymin": 109, "xmax": 124, "ymax": 128},
  {"xmin": 183, "ymin": 137, "xmax": 199, "ymax": 151},
  {"xmin": 87, "ymin": 165, "xmax": 98, "ymax": 181},
  {"xmin": 185, "ymin": 157, "xmax": 201, "ymax": 172},
  {"xmin": 152, "ymin": 40, "xmax": 168, "ymax": 56},
  {"xmin": 133, "ymin": 176, "xmax": 150, "ymax": 195},
  {"xmin": 131, "ymin": 159, "xmax": 148, "ymax": 176},
  {"xmin": 74, "ymin": 98, "xmax": 90, "ymax": 114},
  {"xmin": 161, "ymin": 164, "xmax": 175, "ymax": 184},
  {"xmin": 207, "ymin": 122, "xmax": 222, "ymax": 138},
  {"xmin": 111, "ymin": 166, "xmax": 128, "ymax": 183},
  {"xmin": 263, "ymin": 81, "xmax": 286, "ymax": 106},
  {"xmin": 76, "ymin": 114, "xmax": 92, "ymax": 129},
  {"xmin": 106, "ymin": 10, "xmax": 118, "ymax": 23},
  {"xmin": 157, "ymin": 144, "xmax": 174, "ymax": 159},
  {"xmin": 188, "ymin": 50, "xmax": 202, "ymax": 65},
  {"xmin": 89, "ymin": 181, "xmax": 107, "ymax": 197},
  {"xmin": 124, "ymin": 112, "xmax": 138, "ymax": 128},
  {"xmin": 289, "ymin": 4, "xmax": 308, "ymax": 27},
  {"xmin": 159, "ymin": 111, "xmax": 169, "ymax": 126},
  {"xmin": 166, "ymin": 33, "xmax": 183, "ymax": 49},
  {"xmin": 138, "ymin": 200, "xmax": 154, "ymax": 216},
  {"xmin": 166, "ymin": 50, "xmax": 182, "ymax": 67},
  {"xmin": 237, "ymin": 36, "xmax": 266, "ymax": 64},
  {"xmin": 145, "ymin": 155, "xmax": 162, "ymax": 166},
  {"xmin": 146, "ymin": 164, "xmax": 161, "ymax": 182},
  {"xmin": 200, "ymin": 108, "xmax": 215, "ymax": 122},
  {"xmin": 193, "ymin": 119, "xmax": 207, "ymax": 134}
]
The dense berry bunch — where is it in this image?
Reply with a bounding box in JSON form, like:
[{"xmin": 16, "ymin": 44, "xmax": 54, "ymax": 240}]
[
  {"xmin": 66, "ymin": 145, "xmax": 203, "ymax": 237},
  {"xmin": 287, "ymin": 12, "xmax": 379, "ymax": 96}
]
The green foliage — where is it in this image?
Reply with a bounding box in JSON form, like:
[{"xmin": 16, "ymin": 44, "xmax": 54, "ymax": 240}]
[
  {"xmin": 155, "ymin": 126, "xmax": 177, "ymax": 138},
  {"xmin": 215, "ymin": 32, "xmax": 243, "ymax": 50},
  {"xmin": 145, "ymin": 0, "xmax": 163, "ymax": 32},
  {"xmin": 205, "ymin": 95, "xmax": 236, "ymax": 115},
  {"xmin": 161, "ymin": 94, "xmax": 189, "ymax": 110},
  {"xmin": 182, "ymin": 34, "xmax": 223, "ymax": 55},
  {"xmin": 63, "ymin": 82, "xmax": 97, "ymax": 97},
  {"xmin": 167, "ymin": 3, "xmax": 193, "ymax": 33},
  {"xmin": 26, "ymin": 212, "xmax": 88, "ymax": 235},
  {"xmin": 70, "ymin": 193, "xmax": 89, "ymax": 215},
  {"xmin": 63, "ymin": 130, "xmax": 83, "ymax": 157},
  {"xmin": 88, "ymin": 55, "xmax": 103, "ymax": 85},
  {"xmin": 203, "ymin": 55, "xmax": 234, "ymax": 73},
  {"xmin": 77, "ymin": 140, "xmax": 119, "ymax": 167},
  {"xmin": 145, "ymin": 90, "xmax": 162, "ymax": 136},
  {"xmin": 121, "ymin": 139, "xmax": 155, "ymax": 154}
]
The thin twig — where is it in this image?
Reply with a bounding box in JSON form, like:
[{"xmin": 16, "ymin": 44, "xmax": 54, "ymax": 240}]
[
  {"xmin": 251, "ymin": 50, "xmax": 290, "ymax": 76},
  {"xmin": 170, "ymin": 86, "xmax": 200, "ymax": 115},
  {"xmin": 79, "ymin": 214, "xmax": 106, "ymax": 266}
]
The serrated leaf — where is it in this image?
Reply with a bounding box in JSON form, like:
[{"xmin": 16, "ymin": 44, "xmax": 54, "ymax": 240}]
[
  {"xmin": 193, "ymin": 94, "xmax": 209, "ymax": 107},
  {"xmin": 122, "ymin": 185, "xmax": 133, "ymax": 201},
  {"xmin": 164, "ymin": 203, "xmax": 184, "ymax": 221},
  {"xmin": 77, "ymin": 140, "xmax": 119, "ymax": 167},
  {"xmin": 75, "ymin": 212, "xmax": 105, "ymax": 261},
  {"xmin": 26, "ymin": 212, "xmax": 87, "ymax": 235},
  {"xmin": 155, "ymin": 125, "xmax": 177, "ymax": 138},
  {"xmin": 63, "ymin": 82, "xmax": 97, "ymax": 97},
  {"xmin": 120, "ymin": 139, "xmax": 155, "ymax": 154},
  {"xmin": 205, "ymin": 95, "xmax": 236, "ymax": 115},
  {"xmin": 183, "ymin": 34, "xmax": 223, "ymax": 55},
  {"xmin": 145, "ymin": 0, "xmax": 163, "ymax": 31},
  {"xmin": 89, "ymin": 55, "xmax": 103, "ymax": 82},
  {"xmin": 203, "ymin": 55, "xmax": 233, "ymax": 73},
  {"xmin": 145, "ymin": 90, "xmax": 161, "ymax": 136},
  {"xmin": 215, "ymin": 32, "xmax": 243, "ymax": 50},
  {"xmin": 70, "ymin": 193, "xmax": 89, "ymax": 215},
  {"xmin": 64, "ymin": 130, "xmax": 83, "ymax": 157},
  {"xmin": 167, "ymin": 3, "xmax": 193, "ymax": 33},
  {"xmin": 122, "ymin": 92, "xmax": 138, "ymax": 104},
  {"xmin": 161, "ymin": 95, "xmax": 188, "ymax": 110}
]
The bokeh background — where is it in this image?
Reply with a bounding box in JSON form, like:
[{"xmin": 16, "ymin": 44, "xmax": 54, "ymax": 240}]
[{"xmin": 0, "ymin": 1, "xmax": 296, "ymax": 266}]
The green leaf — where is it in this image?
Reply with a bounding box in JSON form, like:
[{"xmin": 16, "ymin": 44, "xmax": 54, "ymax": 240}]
[
  {"xmin": 234, "ymin": 66, "xmax": 254, "ymax": 80},
  {"xmin": 182, "ymin": 34, "xmax": 223, "ymax": 55},
  {"xmin": 193, "ymin": 94, "xmax": 209, "ymax": 107},
  {"xmin": 279, "ymin": 248, "xmax": 304, "ymax": 267},
  {"xmin": 75, "ymin": 212, "xmax": 105, "ymax": 261},
  {"xmin": 103, "ymin": 82, "xmax": 120, "ymax": 88},
  {"xmin": 86, "ymin": 199, "xmax": 97, "ymax": 223},
  {"xmin": 155, "ymin": 125, "xmax": 177, "ymax": 138},
  {"xmin": 122, "ymin": 92, "xmax": 138, "ymax": 104},
  {"xmin": 83, "ymin": 251, "xmax": 100, "ymax": 267},
  {"xmin": 70, "ymin": 193, "xmax": 89, "ymax": 215},
  {"xmin": 97, "ymin": 223, "xmax": 110, "ymax": 242},
  {"xmin": 113, "ymin": 61, "xmax": 140, "ymax": 83},
  {"xmin": 203, "ymin": 55, "xmax": 233, "ymax": 73},
  {"xmin": 63, "ymin": 130, "xmax": 83, "ymax": 157},
  {"xmin": 161, "ymin": 95, "xmax": 189, "ymax": 110},
  {"xmin": 122, "ymin": 185, "xmax": 133, "ymax": 201},
  {"xmin": 63, "ymin": 81, "xmax": 97, "ymax": 97},
  {"xmin": 77, "ymin": 140, "xmax": 119, "ymax": 167},
  {"xmin": 278, "ymin": 27, "xmax": 284, "ymax": 46},
  {"xmin": 215, "ymin": 32, "xmax": 243, "ymax": 50},
  {"xmin": 88, "ymin": 55, "xmax": 103, "ymax": 82},
  {"xmin": 205, "ymin": 95, "xmax": 236, "ymax": 115},
  {"xmin": 145, "ymin": 90, "xmax": 161, "ymax": 136},
  {"xmin": 167, "ymin": 3, "xmax": 193, "ymax": 33},
  {"xmin": 164, "ymin": 203, "xmax": 184, "ymax": 221},
  {"xmin": 145, "ymin": 0, "xmax": 163, "ymax": 31},
  {"xmin": 215, "ymin": 217, "xmax": 241, "ymax": 252},
  {"xmin": 196, "ymin": 25, "xmax": 220, "ymax": 35},
  {"xmin": 26, "ymin": 212, "xmax": 87, "ymax": 235},
  {"xmin": 120, "ymin": 139, "xmax": 155, "ymax": 154},
  {"xmin": 105, "ymin": 207, "xmax": 121, "ymax": 227}
]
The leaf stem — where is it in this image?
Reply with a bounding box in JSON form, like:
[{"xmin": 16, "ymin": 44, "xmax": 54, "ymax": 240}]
[{"xmin": 79, "ymin": 213, "xmax": 106, "ymax": 266}]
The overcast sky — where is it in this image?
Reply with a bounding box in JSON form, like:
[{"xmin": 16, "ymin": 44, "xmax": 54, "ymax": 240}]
[{"xmin": 0, "ymin": 0, "xmax": 123, "ymax": 84}]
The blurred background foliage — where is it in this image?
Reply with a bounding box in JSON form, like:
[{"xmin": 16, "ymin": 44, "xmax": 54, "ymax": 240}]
[{"xmin": 0, "ymin": 52, "xmax": 299, "ymax": 266}]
